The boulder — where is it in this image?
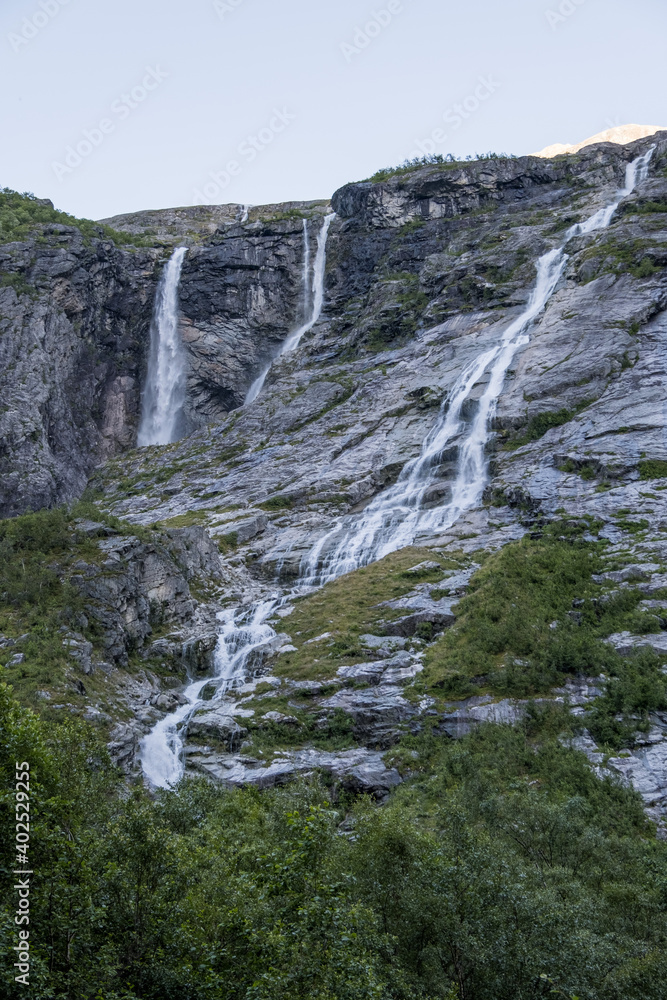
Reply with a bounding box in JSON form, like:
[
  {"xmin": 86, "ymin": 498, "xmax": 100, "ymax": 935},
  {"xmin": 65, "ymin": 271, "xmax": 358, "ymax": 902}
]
[{"xmin": 187, "ymin": 708, "xmax": 248, "ymax": 750}]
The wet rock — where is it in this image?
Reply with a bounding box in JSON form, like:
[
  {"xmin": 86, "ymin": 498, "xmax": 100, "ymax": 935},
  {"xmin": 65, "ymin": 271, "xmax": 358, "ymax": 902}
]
[
  {"xmin": 360, "ymin": 634, "xmax": 407, "ymax": 649},
  {"xmin": 320, "ymin": 684, "xmax": 417, "ymax": 745},
  {"xmin": 187, "ymin": 707, "xmax": 248, "ymax": 751},
  {"xmin": 244, "ymin": 633, "xmax": 293, "ymax": 673},
  {"xmin": 569, "ymin": 721, "xmax": 667, "ymax": 827},
  {"xmin": 188, "ymin": 746, "xmax": 402, "ymax": 801},
  {"xmin": 72, "ymin": 530, "xmax": 221, "ymax": 668},
  {"xmin": 223, "ymin": 515, "xmax": 269, "ymax": 545},
  {"xmin": 381, "ymin": 608, "xmax": 456, "ymax": 638},
  {"xmin": 161, "ymin": 526, "xmax": 224, "ymax": 583},
  {"xmin": 337, "ymin": 661, "xmax": 387, "ymax": 686},
  {"xmin": 261, "ymin": 711, "xmax": 298, "ymax": 724},
  {"xmin": 404, "ymin": 561, "xmax": 441, "ymax": 574},
  {"xmin": 437, "ymin": 696, "xmax": 552, "ymax": 738},
  {"xmin": 74, "ymin": 519, "xmax": 119, "ymax": 538},
  {"xmin": 288, "ymin": 679, "xmax": 340, "ymax": 696},
  {"xmin": 182, "ymin": 632, "xmax": 219, "ymax": 674},
  {"xmin": 108, "ymin": 721, "xmax": 146, "ymax": 774}
]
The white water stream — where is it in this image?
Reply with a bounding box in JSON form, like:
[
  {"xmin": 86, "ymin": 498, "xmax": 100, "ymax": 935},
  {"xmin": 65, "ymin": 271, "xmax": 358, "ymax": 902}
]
[
  {"xmin": 137, "ymin": 247, "xmax": 189, "ymax": 447},
  {"xmin": 140, "ymin": 152, "xmax": 652, "ymax": 788},
  {"xmin": 245, "ymin": 212, "xmax": 336, "ymax": 405},
  {"xmin": 140, "ymin": 600, "xmax": 278, "ymax": 788},
  {"xmin": 302, "ymin": 149, "xmax": 654, "ymax": 584}
]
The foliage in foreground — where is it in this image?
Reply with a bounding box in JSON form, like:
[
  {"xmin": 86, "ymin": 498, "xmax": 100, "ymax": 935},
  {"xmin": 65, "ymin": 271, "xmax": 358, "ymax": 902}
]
[{"xmin": 1, "ymin": 686, "xmax": 666, "ymax": 1000}]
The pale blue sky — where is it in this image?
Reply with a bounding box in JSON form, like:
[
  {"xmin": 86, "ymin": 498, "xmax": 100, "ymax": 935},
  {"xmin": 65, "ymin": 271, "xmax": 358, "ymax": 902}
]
[{"xmin": 1, "ymin": 0, "xmax": 665, "ymax": 221}]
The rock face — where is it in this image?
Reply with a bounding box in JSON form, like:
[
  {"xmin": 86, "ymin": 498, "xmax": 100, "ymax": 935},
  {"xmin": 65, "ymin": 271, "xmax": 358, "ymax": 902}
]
[
  {"xmin": 177, "ymin": 203, "xmax": 330, "ymax": 422},
  {"xmin": 69, "ymin": 525, "xmax": 223, "ymax": 668},
  {"xmin": 0, "ymin": 200, "xmax": 329, "ymax": 516},
  {"xmin": 0, "ymin": 228, "xmax": 162, "ymax": 516}
]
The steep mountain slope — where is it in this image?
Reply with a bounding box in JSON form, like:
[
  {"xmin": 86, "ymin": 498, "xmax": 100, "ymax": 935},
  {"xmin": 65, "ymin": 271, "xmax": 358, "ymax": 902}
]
[
  {"xmin": 96, "ymin": 135, "xmax": 667, "ymax": 565},
  {"xmin": 3, "ymin": 133, "xmax": 667, "ymax": 824}
]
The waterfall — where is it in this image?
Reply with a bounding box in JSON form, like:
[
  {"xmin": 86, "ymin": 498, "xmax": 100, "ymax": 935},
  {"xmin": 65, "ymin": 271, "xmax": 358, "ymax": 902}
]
[
  {"xmin": 302, "ymin": 148, "xmax": 655, "ymax": 584},
  {"xmin": 244, "ymin": 212, "xmax": 336, "ymax": 405},
  {"xmin": 137, "ymin": 247, "xmax": 189, "ymax": 447},
  {"xmin": 301, "ymin": 218, "xmax": 312, "ymax": 310},
  {"xmin": 140, "ymin": 151, "xmax": 653, "ymax": 790},
  {"xmin": 140, "ymin": 600, "xmax": 278, "ymax": 788},
  {"xmin": 279, "ymin": 211, "xmax": 335, "ymax": 355}
]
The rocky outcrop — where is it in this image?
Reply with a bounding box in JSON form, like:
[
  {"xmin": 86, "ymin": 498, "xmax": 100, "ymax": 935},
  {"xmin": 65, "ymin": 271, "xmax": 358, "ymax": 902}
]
[{"xmin": 68, "ymin": 525, "xmax": 222, "ymax": 667}]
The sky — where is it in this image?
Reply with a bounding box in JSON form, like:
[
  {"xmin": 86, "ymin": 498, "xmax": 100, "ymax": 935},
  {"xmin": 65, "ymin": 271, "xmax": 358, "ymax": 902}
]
[{"xmin": 1, "ymin": 0, "xmax": 666, "ymax": 221}]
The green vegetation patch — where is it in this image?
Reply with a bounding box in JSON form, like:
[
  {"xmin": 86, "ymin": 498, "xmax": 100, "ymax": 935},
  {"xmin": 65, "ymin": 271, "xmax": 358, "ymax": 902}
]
[
  {"xmin": 580, "ymin": 235, "xmax": 664, "ymax": 282},
  {"xmin": 503, "ymin": 401, "xmax": 592, "ymax": 449},
  {"xmin": 259, "ymin": 495, "xmax": 293, "ymax": 511},
  {"xmin": 417, "ymin": 525, "xmax": 667, "ymax": 746},
  {"xmin": 0, "ymin": 503, "xmax": 157, "ymax": 711},
  {"xmin": 639, "ymin": 459, "xmax": 667, "ymax": 480},
  {"xmin": 0, "ymin": 188, "xmax": 152, "ymax": 247},
  {"xmin": 0, "ymin": 272, "xmax": 37, "ymax": 297},
  {"xmin": 623, "ymin": 198, "xmax": 667, "ymax": 214},
  {"xmin": 365, "ymin": 151, "xmax": 516, "ymax": 184},
  {"xmin": 365, "ymin": 273, "xmax": 431, "ymax": 350},
  {"xmin": 277, "ymin": 547, "xmax": 466, "ymax": 682}
]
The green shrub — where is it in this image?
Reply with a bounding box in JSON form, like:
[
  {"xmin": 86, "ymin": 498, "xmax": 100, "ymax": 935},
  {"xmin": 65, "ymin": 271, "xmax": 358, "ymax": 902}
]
[
  {"xmin": 638, "ymin": 459, "xmax": 667, "ymax": 480},
  {"xmin": 259, "ymin": 495, "xmax": 293, "ymax": 511},
  {"xmin": 0, "ymin": 188, "xmax": 151, "ymax": 247}
]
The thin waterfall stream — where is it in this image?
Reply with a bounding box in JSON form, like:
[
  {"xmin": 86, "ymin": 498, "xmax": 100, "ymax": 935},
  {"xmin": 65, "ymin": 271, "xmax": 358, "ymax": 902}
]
[
  {"xmin": 138, "ymin": 246, "xmax": 189, "ymax": 447},
  {"xmin": 245, "ymin": 212, "xmax": 336, "ymax": 405},
  {"xmin": 140, "ymin": 153, "xmax": 653, "ymax": 789}
]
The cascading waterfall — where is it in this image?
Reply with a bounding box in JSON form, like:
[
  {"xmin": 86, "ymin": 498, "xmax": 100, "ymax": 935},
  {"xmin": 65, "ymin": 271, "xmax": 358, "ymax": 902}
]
[
  {"xmin": 244, "ymin": 212, "xmax": 336, "ymax": 405},
  {"xmin": 137, "ymin": 246, "xmax": 189, "ymax": 447},
  {"xmin": 140, "ymin": 600, "xmax": 278, "ymax": 788},
  {"xmin": 302, "ymin": 148, "xmax": 655, "ymax": 584},
  {"xmin": 140, "ymin": 151, "xmax": 653, "ymax": 790}
]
